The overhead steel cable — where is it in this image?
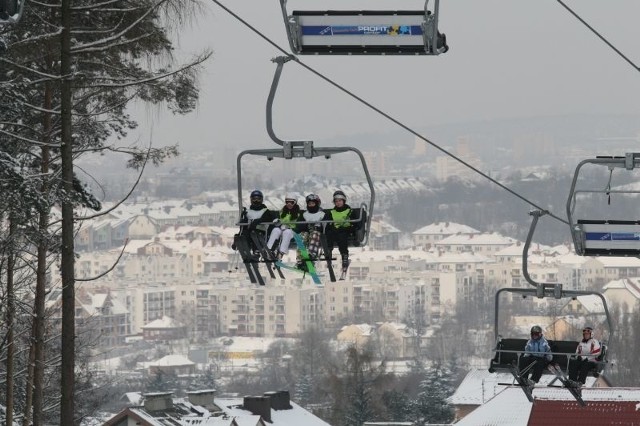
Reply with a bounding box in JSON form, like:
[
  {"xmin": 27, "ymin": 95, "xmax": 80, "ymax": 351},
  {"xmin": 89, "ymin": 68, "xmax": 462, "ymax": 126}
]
[
  {"xmin": 210, "ymin": 0, "xmax": 569, "ymax": 225},
  {"xmin": 556, "ymin": 0, "xmax": 639, "ymax": 73}
]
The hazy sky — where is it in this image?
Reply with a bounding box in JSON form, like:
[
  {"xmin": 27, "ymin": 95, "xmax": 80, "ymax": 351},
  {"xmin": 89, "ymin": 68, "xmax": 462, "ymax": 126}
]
[{"xmin": 133, "ymin": 0, "xmax": 640, "ymax": 153}]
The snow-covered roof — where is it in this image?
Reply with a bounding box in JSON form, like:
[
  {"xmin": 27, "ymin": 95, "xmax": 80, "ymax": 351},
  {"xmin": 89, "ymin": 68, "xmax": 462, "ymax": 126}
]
[
  {"xmin": 436, "ymin": 232, "xmax": 517, "ymax": 246},
  {"xmin": 143, "ymin": 316, "xmax": 183, "ymax": 329},
  {"xmin": 575, "ymin": 294, "xmax": 607, "ymax": 313},
  {"xmin": 556, "ymin": 252, "xmax": 591, "ymax": 267},
  {"xmin": 150, "ymin": 354, "xmax": 194, "ymax": 367},
  {"xmin": 595, "ymin": 256, "xmax": 640, "ymax": 268},
  {"xmin": 216, "ymin": 398, "xmax": 331, "ymax": 426},
  {"xmin": 339, "ymin": 323, "xmax": 375, "ymax": 336},
  {"xmin": 603, "ymin": 278, "xmax": 640, "ymax": 299},
  {"xmin": 454, "ymin": 384, "xmax": 625, "ymax": 425},
  {"xmin": 412, "ymin": 222, "xmax": 480, "ymax": 235}
]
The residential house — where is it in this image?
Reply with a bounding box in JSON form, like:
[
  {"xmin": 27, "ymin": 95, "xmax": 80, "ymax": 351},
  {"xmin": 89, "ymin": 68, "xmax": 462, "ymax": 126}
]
[
  {"xmin": 337, "ymin": 324, "xmax": 375, "ymax": 348},
  {"xmin": 376, "ymin": 322, "xmax": 418, "ymax": 359},
  {"xmin": 602, "ymin": 278, "xmax": 640, "ymax": 312},
  {"xmin": 434, "ymin": 232, "xmax": 517, "ymax": 257},
  {"xmin": 411, "ymin": 222, "xmax": 480, "ymax": 249},
  {"xmin": 449, "ymin": 369, "xmax": 608, "ymax": 424},
  {"xmin": 128, "ymin": 214, "xmax": 159, "ymax": 239},
  {"xmin": 592, "ymin": 257, "xmax": 640, "ymax": 287},
  {"xmin": 148, "ymin": 354, "xmax": 196, "ymax": 376},
  {"xmin": 454, "ymin": 386, "xmax": 637, "ymax": 425},
  {"xmin": 368, "ymin": 219, "xmax": 401, "ymax": 250},
  {"xmin": 104, "ymin": 390, "xmax": 329, "ymax": 426},
  {"xmin": 141, "ymin": 316, "xmax": 186, "ymax": 341},
  {"xmin": 75, "ymin": 289, "xmax": 130, "ymax": 348}
]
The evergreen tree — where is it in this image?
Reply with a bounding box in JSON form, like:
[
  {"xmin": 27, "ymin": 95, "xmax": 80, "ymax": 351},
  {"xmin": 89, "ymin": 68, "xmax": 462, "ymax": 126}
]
[
  {"xmin": 293, "ymin": 373, "xmax": 313, "ymax": 408},
  {"xmin": 382, "ymin": 389, "xmax": 414, "ymax": 422},
  {"xmin": 343, "ymin": 346, "xmax": 375, "ymax": 426},
  {"xmin": 413, "ymin": 362, "xmax": 454, "ymax": 425}
]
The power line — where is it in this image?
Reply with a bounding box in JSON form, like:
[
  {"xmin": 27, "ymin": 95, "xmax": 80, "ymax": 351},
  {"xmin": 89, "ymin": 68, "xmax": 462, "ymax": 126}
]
[
  {"xmin": 209, "ymin": 0, "xmax": 569, "ymax": 225},
  {"xmin": 556, "ymin": 0, "xmax": 639, "ymax": 73}
]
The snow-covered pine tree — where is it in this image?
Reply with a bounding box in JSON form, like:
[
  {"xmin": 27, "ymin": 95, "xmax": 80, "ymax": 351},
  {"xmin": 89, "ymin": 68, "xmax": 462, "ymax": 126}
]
[{"xmin": 413, "ymin": 362, "xmax": 455, "ymax": 425}]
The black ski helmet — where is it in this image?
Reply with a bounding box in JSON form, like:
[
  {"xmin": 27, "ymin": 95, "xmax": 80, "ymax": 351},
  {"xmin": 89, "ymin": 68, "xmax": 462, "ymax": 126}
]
[
  {"xmin": 306, "ymin": 193, "xmax": 321, "ymax": 206},
  {"xmin": 530, "ymin": 325, "xmax": 542, "ymax": 335},
  {"xmin": 250, "ymin": 190, "xmax": 263, "ymax": 204},
  {"xmin": 333, "ymin": 190, "xmax": 347, "ymax": 201}
]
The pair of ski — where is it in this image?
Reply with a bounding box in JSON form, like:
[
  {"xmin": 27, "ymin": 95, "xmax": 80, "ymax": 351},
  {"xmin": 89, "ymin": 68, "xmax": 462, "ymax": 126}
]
[
  {"xmin": 506, "ymin": 362, "xmax": 585, "ymax": 406},
  {"xmin": 276, "ymin": 232, "xmax": 322, "ymax": 285},
  {"xmin": 234, "ymin": 231, "xmax": 285, "ymax": 286},
  {"xmin": 547, "ymin": 363, "xmax": 586, "ymax": 406}
]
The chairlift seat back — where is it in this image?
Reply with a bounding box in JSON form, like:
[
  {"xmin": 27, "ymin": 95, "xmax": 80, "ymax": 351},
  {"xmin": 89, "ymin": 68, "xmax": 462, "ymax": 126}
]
[{"xmin": 575, "ymin": 219, "xmax": 640, "ymax": 256}]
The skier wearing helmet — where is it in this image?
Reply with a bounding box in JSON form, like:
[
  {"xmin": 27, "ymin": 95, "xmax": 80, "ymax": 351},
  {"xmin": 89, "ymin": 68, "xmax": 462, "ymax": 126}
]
[
  {"xmin": 324, "ymin": 190, "xmax": 359, "ymax": 280},
  {"xmin": 568, "ymin": 326, "xmax": 601, "ymax": 385},
  {"xmin": 293, "ymin": 193, "xmax": 325, "ymax": 270},
  {"xmin": 233, "ymin": 189, "xmax": 277, "ymax": 254},
  {"xmin": 519, "ymin": 325, "xmax": 553, "ymax": 386},
  {"xmin": 266, "ymin": 193, "xmax": 302, "ymax": 260}
]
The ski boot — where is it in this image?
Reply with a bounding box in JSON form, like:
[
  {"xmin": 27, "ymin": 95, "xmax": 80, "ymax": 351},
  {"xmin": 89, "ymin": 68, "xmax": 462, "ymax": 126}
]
[{"xmin": 339, "ymin": 254, "xmax": 350, "ymax": 280}]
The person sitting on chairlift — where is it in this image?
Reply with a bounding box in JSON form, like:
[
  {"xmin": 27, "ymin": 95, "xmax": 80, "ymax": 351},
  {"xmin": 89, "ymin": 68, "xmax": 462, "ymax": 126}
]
[
  {"xmin": 294, "ymin": 193, "xmax": 325, "ymax": 270},
  {"xmin": 568, "ymin": 326, "xmax": 601, "ymax": 385},
  {"xmin": 520, "ymin": 325, "xmax": 553, "ymax": 386},
  {"xmin": 234, "ymin": 190, "xmax": 277, "ymax": 254},
  {"xmin": 324, "ymin": 190, "xmax": 358, "ymax": 275},
  {"xmin": 266, "ymin": 193, "xmax": 301, "ymax": 260}
]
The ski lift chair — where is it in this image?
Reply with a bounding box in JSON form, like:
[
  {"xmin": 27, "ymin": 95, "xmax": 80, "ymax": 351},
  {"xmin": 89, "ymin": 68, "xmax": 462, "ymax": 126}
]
[
  {"xmin": 279, "ymin": 0, "xmax": 448, "ymax": 55},
  {"xmin": 232, "ymin": 57, "xmax": 375, "ymax": 284},
  {"xmin": 490, "ymin": 210, "xmax": 613, "ymax": 404},
  {"xmin": 567, "ymin": 153, "xmax": 640, "ymax": 256}
]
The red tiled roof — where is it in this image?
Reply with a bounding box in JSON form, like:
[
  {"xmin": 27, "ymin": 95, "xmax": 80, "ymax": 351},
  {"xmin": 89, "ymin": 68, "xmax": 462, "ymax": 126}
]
[{"xmin": 528, "ymin": 400, "xmax": 640, "ymax": 425}]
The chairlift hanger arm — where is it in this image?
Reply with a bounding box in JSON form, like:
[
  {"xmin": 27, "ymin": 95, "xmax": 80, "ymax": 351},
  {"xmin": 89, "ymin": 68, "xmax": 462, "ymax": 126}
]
[{"xmin": 267, "ymin": 56, "xmax": 296, "ymax": 147}]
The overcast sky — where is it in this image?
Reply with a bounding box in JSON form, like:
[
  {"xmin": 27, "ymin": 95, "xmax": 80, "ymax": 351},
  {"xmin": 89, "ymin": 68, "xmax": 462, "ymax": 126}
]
[{"xmin": 132, "ymin": 0, "xmax": 640, "ymax": 153}]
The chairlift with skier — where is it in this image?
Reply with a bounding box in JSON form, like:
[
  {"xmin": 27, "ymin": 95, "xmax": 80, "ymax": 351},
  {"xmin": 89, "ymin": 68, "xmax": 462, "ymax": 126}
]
[
  {"xmin": 233, "ymin": 57, "xmax": 375, "ymax": 285},
  {"xmin": 489, "ymin": 210, "xmax": 613, "ymax": 406}
]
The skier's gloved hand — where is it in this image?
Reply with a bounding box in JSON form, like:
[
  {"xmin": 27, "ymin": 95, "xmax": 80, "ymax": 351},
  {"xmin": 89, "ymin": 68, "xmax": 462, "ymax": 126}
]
[{"xmin": 231, "ymin": 243, "xmax": 237, "ymax": 250}]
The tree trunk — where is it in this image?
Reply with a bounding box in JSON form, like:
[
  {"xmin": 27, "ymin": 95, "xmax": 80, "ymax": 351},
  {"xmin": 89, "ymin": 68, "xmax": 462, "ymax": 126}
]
[
  {"xmin": 60, "ymin": 0, "xmax": 76, "ymax": 423},
  {"xmin": 24, "ymin": 74, "xmax": 53, "ymax": 426},
  {"xmin": 5, "ymin": 218, "xmax": 16, "ymax": 426}
]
